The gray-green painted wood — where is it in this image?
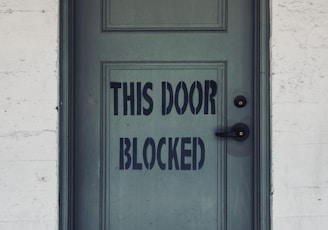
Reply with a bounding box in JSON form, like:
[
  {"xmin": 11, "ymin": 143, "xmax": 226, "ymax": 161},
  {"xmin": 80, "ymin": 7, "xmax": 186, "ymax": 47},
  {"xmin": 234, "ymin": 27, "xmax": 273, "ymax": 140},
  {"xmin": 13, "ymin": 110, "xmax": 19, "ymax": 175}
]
[
  {"xmin": 59, "ymin": 0, "xmax": 271, "ymax": 230},
  {"xmin": 103, "ymin": 63, "xmax": 227, "ymax": 230}
]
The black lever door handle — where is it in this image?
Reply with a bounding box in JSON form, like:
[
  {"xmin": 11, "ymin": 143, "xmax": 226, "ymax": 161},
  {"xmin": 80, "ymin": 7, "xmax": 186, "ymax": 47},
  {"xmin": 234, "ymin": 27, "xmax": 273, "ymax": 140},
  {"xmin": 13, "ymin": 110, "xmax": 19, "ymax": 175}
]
[{"xmin": 215, "ymin": 123, "xmax": 249, "ymax": 141}]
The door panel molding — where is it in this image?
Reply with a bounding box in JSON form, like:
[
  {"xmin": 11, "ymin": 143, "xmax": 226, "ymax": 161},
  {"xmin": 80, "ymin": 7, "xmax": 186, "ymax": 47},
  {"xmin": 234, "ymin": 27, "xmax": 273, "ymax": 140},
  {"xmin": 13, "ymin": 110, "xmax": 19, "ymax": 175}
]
[
  {"xmin": 102, "ymin": 0, "xmax": 227, "ymax": 31},
  {"xmin": 254, "ymin": 1, "xmax": 271, "ymax": 229},
  {"xmin": 100, "ymin": 61, "xmax": 227, "ymax": 229},
  {"xmin": 59, "ymin": 0, "xmax": 271, "ymax": 229}
]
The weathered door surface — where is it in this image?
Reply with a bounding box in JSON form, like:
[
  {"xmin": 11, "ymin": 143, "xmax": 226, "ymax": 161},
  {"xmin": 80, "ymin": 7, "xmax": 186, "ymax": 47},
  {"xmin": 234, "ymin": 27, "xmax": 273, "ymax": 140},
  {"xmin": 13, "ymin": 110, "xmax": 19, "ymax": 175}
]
[{"xmin": 73, "ymin": 0, "xmax": 255, "ymax": 229}]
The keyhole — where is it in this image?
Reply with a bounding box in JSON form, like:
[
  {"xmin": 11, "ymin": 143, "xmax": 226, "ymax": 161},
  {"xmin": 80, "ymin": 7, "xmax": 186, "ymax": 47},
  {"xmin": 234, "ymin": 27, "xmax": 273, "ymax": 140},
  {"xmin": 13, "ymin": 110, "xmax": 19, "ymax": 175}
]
[{"xmin": 234, "ymin": 96, "xmax": 247, "ymax": 108}]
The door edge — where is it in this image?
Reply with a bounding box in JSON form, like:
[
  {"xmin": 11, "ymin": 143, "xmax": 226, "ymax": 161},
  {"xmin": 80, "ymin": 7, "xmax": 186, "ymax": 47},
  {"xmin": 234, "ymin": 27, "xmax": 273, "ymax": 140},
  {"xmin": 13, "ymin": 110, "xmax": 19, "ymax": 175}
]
[
  {"xmin": 58, "ymin": 1, "xmax": 271, "ymax": 229},
  {"xmin": 59, "ymin": 0, "xmax": 74, "ymax": 229},
  {"xmin": 254, "ymin": 0, "xmax": 271, "ymax": 230}
]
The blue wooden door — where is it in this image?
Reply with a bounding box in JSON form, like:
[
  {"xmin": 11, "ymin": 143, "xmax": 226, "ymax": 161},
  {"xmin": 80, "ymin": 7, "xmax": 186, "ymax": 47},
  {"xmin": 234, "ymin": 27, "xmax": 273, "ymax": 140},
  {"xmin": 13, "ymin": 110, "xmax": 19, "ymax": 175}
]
[{"xmin": 73, "ymin": 0, "xmax": 255, "ymax": 229}]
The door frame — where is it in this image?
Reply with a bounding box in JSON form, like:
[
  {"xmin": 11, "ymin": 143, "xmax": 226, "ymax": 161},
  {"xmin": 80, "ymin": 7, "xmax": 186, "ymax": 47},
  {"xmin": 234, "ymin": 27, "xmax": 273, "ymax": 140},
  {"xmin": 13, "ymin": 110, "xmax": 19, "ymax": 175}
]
[{"xmin": 59, "ymin": 1, "xmax": 271, "ymax": 229}]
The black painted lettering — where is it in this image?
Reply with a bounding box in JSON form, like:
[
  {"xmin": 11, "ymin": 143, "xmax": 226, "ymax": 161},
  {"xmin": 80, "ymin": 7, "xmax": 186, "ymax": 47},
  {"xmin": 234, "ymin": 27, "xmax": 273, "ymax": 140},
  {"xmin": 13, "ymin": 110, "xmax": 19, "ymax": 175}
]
[
  {"xmin": 204, "ymin": 81, "xmax": 209, "ymax": 114},
  {"xmin": 181, "ymin": 137, "xmax": 191, "ymax": 170},
  {"xmin": 168, "ymin": 137, "xmax": 179, "ymax": 170},
  {"xmin": 162, "ymin": 82, "xmax": 174, "ymax": 115},
  {"xmin": 110, "ymin": 82, "xmax": 121, "ymax": 115},
  {"xmin": 119, "ymin": 138, "xmax": 131, "ymax": 170},
  {"xmin": 175, "ymin": 81, "xmax": 188, "ymax": 115},
  {"xmin": 143, "ymin": 82, "xmax": 153, "ymax": 115},
  {"xmin": 143, "ymin": 138, "xmax": 156, "ymax": 170},
  {"xmin": 157, "ymin": 137, "xmax": 166, "ymax": 170},
  {"xmin": 209, "ymin": 80, "xmax": 217, "ymax": 114},
  {"xmin": 132, "ymin": 137, "xmax": 142, "ymax": 170},
  {"xmin": 198, "ymin": 137, "xmax": 205, "ymax": 169},
  {"xmin": 123, "ymin": 82, "xmax": 135, "ymax": 115},
  {"xmin": 189, "ymin": 81, "xmax": 203, "ymax": 114},
  {"xmin": 204, "ymin": 80, "xmax": 217, "ymax": 114},
  {"xmin": 120, "ymin": 136, "xmax": 205, "ymax": 171},
  {"xmin": 192, "ymin": 137, "xmax": 197, "ymax": 170},
  {"xmin": 136, "ymin": 82, "xmax": 142, "ymax": 115}
]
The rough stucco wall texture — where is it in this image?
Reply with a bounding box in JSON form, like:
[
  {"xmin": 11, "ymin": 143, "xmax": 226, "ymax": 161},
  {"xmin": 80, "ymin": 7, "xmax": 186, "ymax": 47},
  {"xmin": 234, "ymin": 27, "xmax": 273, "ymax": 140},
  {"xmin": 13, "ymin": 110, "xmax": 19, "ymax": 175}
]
[
  {"xmin": 271, "ymin": 0, "xmax": 328, "ymax": 229},
  {"xmin": 0, "ymin": 0, "xmax": 58, "ymax": 229}
]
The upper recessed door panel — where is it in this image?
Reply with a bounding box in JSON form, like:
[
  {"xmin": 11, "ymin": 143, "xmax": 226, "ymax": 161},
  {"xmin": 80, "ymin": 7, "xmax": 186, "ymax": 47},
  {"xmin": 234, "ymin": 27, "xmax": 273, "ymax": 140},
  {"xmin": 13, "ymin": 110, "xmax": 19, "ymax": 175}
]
[{"xmin": 103, "ymin": 0, "xmax": 226, "ymax": 31}]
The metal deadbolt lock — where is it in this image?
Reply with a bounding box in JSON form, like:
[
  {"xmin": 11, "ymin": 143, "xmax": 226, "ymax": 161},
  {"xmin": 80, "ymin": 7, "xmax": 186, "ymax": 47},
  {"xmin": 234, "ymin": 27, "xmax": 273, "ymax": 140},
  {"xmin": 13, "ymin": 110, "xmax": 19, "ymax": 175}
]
[
  {"xmin": 234, "ymin": 95, "xmax": 247, "ymax": 108},
  {"xmin": 215, "ymin": 123, "xmax": 249, "ymax": 141}
]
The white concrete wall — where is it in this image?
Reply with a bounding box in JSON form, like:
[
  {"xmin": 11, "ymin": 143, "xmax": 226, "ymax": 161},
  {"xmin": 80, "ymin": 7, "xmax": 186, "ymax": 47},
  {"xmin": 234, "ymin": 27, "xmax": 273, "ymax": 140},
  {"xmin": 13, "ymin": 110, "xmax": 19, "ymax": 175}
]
[
  {"xmin": 271, "ymin": 0, "xmax": 328, "ymax": 229},
  {"xmin": 0, "ymin": 0, "xmax": 58, "ymax": 229},
  {"xmin": 1, "ymin": 0, "xmax": 328, "ymax": 229}
]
